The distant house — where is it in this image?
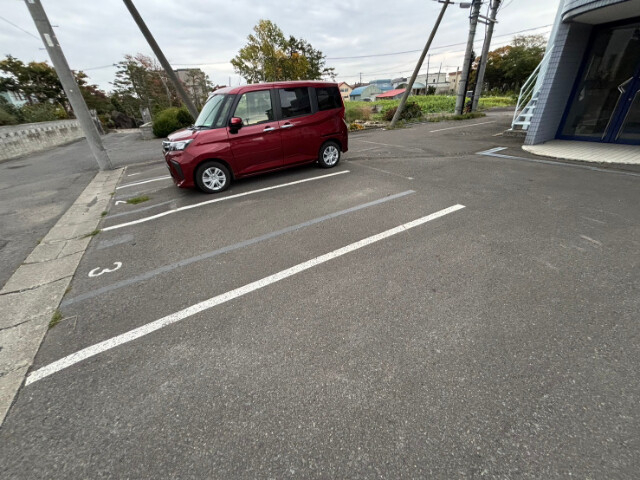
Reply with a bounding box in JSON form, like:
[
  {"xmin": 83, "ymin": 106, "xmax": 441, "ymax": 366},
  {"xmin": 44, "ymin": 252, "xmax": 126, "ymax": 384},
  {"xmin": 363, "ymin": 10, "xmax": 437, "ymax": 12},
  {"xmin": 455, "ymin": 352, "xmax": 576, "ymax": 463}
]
[
  {"xmin": 376, "ymin": 88, "xmax": 406, "ymax": 100},
  {"xmin": 1, "ymin": 90, "xmax": 28, "ymax": 108},
  {"xmin": 338, "ymin": 82, "xmax": 353, "ymax": 102},
  {"xmin": 448, "ymin": 71, "xmax": 462, "ymax": 94},
  {"xmin": 395, "ymin": 81, "xmax": 427, "ymax": 96},
  {"xmin": 416, "ymin": 72, "xmax": 450, "ymax": 94},
  {"xmin": 174, "ymin": 68, "xmax": 209, "ymax": 108},
  {"xmin": 369, "ymin": 79, "xmax": 394, "ymax": 92},
  {"xmin": 350, "ymin": 85, "xmax": 383, "ymax": 102}
]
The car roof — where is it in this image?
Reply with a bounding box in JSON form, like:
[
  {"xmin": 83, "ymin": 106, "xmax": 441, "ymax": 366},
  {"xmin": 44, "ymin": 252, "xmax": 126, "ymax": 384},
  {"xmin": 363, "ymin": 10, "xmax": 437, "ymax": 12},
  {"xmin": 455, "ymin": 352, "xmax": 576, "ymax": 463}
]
[{"xmin": 212, "ymin": 80, "xmax": 339, "ymax": 96}]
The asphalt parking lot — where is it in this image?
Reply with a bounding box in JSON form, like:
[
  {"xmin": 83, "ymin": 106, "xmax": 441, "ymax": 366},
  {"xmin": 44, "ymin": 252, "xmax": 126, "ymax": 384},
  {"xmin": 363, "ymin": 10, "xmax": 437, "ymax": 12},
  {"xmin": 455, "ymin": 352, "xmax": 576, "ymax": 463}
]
[{"xmin": 2, "ymin": 113, "xmax": 639, "ymax": 478}]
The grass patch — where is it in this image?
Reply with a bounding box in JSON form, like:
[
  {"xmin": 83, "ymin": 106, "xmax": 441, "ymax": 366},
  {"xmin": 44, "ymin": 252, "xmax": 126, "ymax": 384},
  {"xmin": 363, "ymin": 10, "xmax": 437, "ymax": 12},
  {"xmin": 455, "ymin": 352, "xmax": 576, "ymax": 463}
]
[
  {"xmin": 345, "ymin": 95, "xmax": 514, "ymax": 123},
  {"xmin": 101, "ymin": 211, "xmax": 108, "ymax": 217},
  {"xmin": 126, "ymin": 195, "xmax": 150, "ymax": 205},
  {"xmin": 84, "ymin": 229, "xmax": 101, "ymax": 238},
  {"xmin": 49, "ymin": 310, "xmax": 62, "ymax": 328}
]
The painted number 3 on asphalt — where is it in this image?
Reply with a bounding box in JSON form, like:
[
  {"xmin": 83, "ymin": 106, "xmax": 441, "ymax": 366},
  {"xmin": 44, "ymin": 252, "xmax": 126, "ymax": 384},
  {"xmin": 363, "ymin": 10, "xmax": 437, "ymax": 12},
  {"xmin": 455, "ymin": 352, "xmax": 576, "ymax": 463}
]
[{"xmin": 88, "ymin": 262, "xmax": 122, "ymax": 277}]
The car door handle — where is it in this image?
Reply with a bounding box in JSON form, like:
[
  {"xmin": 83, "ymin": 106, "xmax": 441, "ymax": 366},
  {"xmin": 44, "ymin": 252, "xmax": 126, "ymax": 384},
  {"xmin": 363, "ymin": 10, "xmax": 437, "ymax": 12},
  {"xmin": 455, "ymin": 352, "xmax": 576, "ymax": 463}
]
[
  {"xmin": 280, "ymin": 124, "xmax": 294, "ymax": 129},
  {"xmin": 263, "ymin": 126, "xmax": 276, "ymax": 132}
]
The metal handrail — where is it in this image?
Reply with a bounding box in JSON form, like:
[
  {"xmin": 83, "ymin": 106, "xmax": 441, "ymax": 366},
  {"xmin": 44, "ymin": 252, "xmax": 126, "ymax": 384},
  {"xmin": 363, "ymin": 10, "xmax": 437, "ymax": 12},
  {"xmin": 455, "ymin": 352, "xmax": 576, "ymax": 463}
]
[{"xmin": 512, "ymin": 45, "xmax": 554, "ymax": 128}]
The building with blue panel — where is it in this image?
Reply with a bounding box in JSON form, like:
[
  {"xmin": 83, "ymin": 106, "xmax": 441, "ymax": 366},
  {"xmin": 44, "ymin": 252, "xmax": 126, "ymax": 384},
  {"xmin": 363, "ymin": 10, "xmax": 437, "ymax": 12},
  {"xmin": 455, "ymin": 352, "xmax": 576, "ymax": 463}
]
[{"xmin": 519, "ymin": 0, "xmax": 640, "ymax": 146}]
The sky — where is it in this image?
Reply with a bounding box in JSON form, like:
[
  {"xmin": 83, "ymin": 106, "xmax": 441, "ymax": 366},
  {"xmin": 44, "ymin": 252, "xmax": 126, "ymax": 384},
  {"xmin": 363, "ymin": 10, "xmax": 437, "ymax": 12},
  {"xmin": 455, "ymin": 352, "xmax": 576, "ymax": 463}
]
[{"xmin": 0, "ymin": 0, "xmax": 561, "ymax": 92}]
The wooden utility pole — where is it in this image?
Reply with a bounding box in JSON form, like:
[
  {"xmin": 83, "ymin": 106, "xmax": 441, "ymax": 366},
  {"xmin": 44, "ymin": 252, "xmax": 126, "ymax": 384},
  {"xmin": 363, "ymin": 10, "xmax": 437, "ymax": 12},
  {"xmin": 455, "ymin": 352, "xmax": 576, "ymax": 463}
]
[
  {"xmin": 472, "ymin": 0, "xmax": 501, "ymax": 111},
  {"xmin": 122, "ymin": 0, "xmax": 199, "ymax": 119},
  {"xmin": 454, "ymin": 0, "xmax": 482, "ymax": 115},
  {"xmin": 24, "ymin": 0, "xmax": 113, "ymax": 171},
  {"xmin": 390, "ymin": 0, "xmax": 452, "ymax": 128}
]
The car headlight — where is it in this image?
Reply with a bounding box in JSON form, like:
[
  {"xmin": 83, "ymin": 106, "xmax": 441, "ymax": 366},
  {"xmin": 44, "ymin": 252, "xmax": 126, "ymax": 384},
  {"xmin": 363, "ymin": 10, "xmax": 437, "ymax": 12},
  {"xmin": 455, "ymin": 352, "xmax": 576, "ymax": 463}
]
[{"xmin": 167, "ymin": 139, "xmax": 193, "ymax": 151}]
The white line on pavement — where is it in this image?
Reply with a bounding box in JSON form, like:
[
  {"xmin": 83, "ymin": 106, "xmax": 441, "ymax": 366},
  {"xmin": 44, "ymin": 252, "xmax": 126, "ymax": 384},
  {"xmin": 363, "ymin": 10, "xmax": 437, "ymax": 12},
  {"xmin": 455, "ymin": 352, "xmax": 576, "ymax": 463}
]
[
  {"xmin": 429, "ymin": 121, "xmax": 496, "ymax": 133},
  {"xmin": 116, "ymin": 176, "xmax": 171, "ymax": 190},
  {"xmin": 26, "ymin": 203, "xmax": 465, "ymax": 385},
  {"xmin": 353, "ymin": 139, "xmax": 422, "ymax": 150},
  {"xmin": 103, "ymin": 170, "xmax": 350, "ymax": 232}
]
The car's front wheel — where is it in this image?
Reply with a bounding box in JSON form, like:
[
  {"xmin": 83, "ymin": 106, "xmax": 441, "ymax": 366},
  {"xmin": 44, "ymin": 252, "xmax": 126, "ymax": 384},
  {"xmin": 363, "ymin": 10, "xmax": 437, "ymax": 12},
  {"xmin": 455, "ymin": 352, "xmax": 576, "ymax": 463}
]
[
  {"xmin": 318, "ymin": 141, "xmax": 341, "ymax": 168},
  {"xmin": 195, "ymin": 161, "xmax": 231, "ymax": 194}
]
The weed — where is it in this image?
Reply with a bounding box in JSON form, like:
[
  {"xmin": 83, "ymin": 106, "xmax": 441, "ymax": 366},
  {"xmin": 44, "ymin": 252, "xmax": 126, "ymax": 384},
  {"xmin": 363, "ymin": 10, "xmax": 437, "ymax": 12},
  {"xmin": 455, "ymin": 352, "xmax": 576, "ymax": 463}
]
[
  {"xmin": 101, "ymin": 211, "xmax": 108, "ymax": 217},
  {"xmin": 84, "ymin": 229, "xmax": 101, "ymax": 238},
  {"xmin": 49, "ymin": 310, "xmax": 62, "ymax": 328},
  {"xmin": 126, "ymin": 195, "xmax": 150, "ymax": 205}
]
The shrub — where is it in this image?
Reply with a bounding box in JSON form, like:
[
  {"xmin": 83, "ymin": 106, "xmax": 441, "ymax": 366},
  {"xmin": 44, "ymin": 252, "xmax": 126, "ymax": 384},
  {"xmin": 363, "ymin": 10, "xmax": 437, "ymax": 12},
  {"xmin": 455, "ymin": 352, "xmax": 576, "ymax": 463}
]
[
  {"xmin": 0, "ymin": 107, "xmax": 18, "ymax": 126},
  {"xmin": 20, "ymin": 103, "xmax": 67, "ymax": 123},
  {"xmin": 152, "ymin": 107, "xmax": 194, "ymax": 138},
  {"xmin": 345, "ymin": 104, "xmax": 372, "ymax": 123},
  {"xmin": 383, "ymin": 101, "xmax": 423, "ymax": 122}
]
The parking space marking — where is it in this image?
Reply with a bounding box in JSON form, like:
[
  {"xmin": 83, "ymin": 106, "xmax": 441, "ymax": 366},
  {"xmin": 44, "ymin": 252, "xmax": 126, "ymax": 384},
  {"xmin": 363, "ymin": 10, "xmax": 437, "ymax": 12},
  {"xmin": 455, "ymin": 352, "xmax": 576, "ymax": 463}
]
[
  {"xmin": 88, "ymin": 262, "xmax": 122, "ymax": 278},
  {"xmin": 63, "ymin": 190, "xmax": 415, "ymax": 306},
  {"xmin": 477, "ymin": 148, "xmax": 640, "ymax": 178},
  {"xmin": 429, "ymin": 121, "xmax": 495, "ymax": 133},
  {"xmin": 28, "ymin": 203, "xmax": 465, "ymax": 386},
  {"xmin": 353, "ymin": 139, "xmax": 422, "ymax": 151},
  {"xmin": 102, "ymin": 170, "xmax": 350, "ymax": 232},
  {"xmin": 349, "ymin": 162, "xmax": 414, "ymax": 180},
  {"xmin": 108, "ymin": 200, "xmax": 175, "ymax": 219},
  {"xmin": 116, "ymin": 176, "xmax": 171, "ymax": 190}
]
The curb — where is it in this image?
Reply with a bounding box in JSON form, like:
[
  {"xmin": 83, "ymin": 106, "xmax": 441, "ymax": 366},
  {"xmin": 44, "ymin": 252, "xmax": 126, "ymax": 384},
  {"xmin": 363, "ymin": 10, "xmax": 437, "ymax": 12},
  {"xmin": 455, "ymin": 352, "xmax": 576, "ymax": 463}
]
[{"xmin": 0, "ymin": 167, "xmax": 124, "ymax": 426}]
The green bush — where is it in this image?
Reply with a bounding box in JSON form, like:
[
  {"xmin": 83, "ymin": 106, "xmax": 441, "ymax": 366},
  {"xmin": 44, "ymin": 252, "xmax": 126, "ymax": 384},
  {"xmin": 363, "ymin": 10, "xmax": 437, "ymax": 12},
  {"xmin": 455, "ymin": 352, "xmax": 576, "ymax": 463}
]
[
  {"xmin": 20, "ymin": 103, "xmax": 67, "ymax": 123},
  {"xmin": 0, "ymin": 107, "xmax": 18, "ymax": 126},
  {"xmin": 153, "ymin": 107, "xmax": 194, "ymax": 138},
  {"xmin": 383, "ymin": 102, "xmax": 423, "ymax": 122}
]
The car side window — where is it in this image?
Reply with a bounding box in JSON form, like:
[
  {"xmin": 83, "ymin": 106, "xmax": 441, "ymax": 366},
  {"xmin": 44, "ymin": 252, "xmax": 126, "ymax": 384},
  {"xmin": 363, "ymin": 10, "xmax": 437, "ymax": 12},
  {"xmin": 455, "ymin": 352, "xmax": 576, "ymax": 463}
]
[
  {"xmin": 279, "ymin": 88, "xmax": 312, "ymax": 119},
  {"xmin": 233, "ymin": 90, "xmax": 273, "ymax": 126},
  {"xmin": 316, "ymin": 87, "xmax": 342, "ymax": 111}
]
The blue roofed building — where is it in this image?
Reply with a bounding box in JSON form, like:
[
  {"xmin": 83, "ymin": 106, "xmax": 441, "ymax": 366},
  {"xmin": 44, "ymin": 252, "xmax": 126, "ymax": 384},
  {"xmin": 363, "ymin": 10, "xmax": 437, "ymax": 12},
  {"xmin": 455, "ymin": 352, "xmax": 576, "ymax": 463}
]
[{"xmin": 350, "ymin": 85, "xmax": 383, "ymax": 102}]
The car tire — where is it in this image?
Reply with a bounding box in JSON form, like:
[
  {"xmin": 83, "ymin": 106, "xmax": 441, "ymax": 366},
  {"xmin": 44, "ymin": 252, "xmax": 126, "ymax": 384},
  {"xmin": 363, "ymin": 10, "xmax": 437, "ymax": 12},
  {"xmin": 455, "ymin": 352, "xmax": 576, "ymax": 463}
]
[
  {"xmin": 195, "ymin": 161, "xmax": 231, "ymax": 194},
  {"xmin": 318, "ymin": 141, "xmax": 341, "ymax": 168}
]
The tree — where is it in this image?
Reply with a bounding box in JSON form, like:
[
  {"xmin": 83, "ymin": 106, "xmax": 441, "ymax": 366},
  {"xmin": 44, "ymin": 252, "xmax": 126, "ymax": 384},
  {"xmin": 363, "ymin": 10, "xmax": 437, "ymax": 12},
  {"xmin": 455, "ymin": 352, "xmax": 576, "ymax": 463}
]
[
  {"xmin": 0, "ymin": 55, "xmax": 113, "ymax": 120},
  {"xmin": 111, "ymin": 53, "xmax": 182, "ymax": 120},
  {"xmin": 473, "ymin": 34, "xmax": 546, "ymax": 92},
  {"xmin": 231, "ymin": 20, "xmax": 335, "ymax": 83}
]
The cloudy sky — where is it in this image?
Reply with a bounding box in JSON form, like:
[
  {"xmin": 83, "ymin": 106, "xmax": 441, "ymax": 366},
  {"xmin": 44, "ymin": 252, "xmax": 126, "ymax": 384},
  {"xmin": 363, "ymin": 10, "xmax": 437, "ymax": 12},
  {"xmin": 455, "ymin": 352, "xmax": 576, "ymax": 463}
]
[{"xmin": 1, "ymin": 0, "xmax": 561, "ymax": 92}]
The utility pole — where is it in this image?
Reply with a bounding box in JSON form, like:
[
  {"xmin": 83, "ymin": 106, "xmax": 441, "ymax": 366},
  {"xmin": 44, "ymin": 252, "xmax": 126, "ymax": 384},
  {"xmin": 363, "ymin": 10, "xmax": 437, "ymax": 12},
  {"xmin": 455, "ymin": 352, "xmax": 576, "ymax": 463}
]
[
  {"xmin": 122, "ymin": 0, "xmax": 199, "ymax": 119},
  {"xmin": 426, "ymin": 54, "xmax": 431, "ymax": 83},
  {"xmin": 454, "ymin": 0, "xmax": 482, "ymax": 115},
  {"xmin": 390, "ymin": 0, "xmax": 452, "ymax": 128},
  {"xmin": 24, "ymin": 0, "xmax": 113, "ymax": 171},
  {"xmin": 472, "ymin": 0, "xmax": 500, "ymax": 111}
]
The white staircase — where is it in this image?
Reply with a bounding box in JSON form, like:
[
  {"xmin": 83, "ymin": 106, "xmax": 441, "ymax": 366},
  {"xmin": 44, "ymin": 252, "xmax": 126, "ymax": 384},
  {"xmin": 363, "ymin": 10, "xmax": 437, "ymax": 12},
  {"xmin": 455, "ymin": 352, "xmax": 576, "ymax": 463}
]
[{"xmin": 511, "ymin": 45, "xmax": 554, "ymax": 131}]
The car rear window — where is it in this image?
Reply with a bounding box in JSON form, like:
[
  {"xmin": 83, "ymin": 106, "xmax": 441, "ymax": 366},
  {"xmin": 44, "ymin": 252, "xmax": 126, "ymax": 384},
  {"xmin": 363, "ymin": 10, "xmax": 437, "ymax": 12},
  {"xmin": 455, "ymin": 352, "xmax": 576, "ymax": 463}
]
[{"xmin": 316, "ymin": 87, "xmax": 342, "ymax": 111}]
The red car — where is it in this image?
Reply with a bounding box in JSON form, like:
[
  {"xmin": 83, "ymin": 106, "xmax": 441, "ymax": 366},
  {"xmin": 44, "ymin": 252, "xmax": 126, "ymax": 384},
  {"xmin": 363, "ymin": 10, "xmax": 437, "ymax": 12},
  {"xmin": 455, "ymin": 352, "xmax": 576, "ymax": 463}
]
[{"xmin": 163, "ymin": 81, "xmax": 349, "ymax": 193}]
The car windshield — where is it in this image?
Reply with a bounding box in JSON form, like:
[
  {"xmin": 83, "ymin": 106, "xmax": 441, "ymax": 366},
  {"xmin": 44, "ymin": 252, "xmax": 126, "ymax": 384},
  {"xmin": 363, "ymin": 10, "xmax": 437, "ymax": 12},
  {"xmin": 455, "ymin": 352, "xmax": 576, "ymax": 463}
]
[{"xmin": 194, "ymin": 94, "xmax": 232, "ymax": 128}]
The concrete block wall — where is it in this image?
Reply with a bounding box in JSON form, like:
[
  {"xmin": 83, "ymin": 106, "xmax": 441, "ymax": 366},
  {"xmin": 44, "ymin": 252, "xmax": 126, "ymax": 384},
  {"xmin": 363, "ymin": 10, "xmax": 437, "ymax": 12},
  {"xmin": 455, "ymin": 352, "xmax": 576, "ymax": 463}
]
[
  {"xmin": 0, "ymin": 119, "xmax": 84, "ymax": 162},
  {"xmin": 525, "ymin": 22, "xmax": 592, "ymax": 145}
]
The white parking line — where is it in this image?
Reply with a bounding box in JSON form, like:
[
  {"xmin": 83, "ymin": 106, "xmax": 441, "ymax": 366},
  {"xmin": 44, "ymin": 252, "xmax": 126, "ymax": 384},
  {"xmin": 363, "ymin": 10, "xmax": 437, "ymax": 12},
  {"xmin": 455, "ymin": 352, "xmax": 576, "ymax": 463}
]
[
  {"xmin": 116, "ymin": 176, "xmax": 171, "ymax": 190},
  {"xmin": 429, "ymin": 121, "xmax": 495, "ymax": 133},
  {"xmin": 26, "ymin": 203, "xmax": 465, "ymax": 385},
  {"xmin": 102, "ymin": 170, "xmax": 350, "ymax": 232}
]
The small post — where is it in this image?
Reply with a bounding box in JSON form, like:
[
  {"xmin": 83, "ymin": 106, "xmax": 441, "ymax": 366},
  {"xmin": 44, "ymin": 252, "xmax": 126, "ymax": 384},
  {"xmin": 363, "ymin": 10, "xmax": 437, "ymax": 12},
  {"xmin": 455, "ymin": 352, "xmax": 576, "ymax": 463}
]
[
  {"xmin": 24, "ymin": 0, "xmax": 113, "ymax": 171},
  {"xmin": 454, "ymin": 0, "xmax": 482, "ymax": 115},
  {"xmin": 390, "ymin": 0, "xmax": 451, "ymax": 128},
  {"xmin": 122, "ymin": 0, "xmax": 199, "ymax": 119}
]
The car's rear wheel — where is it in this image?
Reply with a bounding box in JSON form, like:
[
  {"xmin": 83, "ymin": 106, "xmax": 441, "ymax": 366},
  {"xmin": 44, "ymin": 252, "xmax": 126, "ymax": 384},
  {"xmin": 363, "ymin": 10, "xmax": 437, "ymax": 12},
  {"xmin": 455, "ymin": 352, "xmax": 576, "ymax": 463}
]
[
  {"xmin": 318, "ymin": 141, "xmax": 341, "ymax": 168},
  {"xmin": 195, "ymin": 161, "xmax": 231, "ymax": 194}
]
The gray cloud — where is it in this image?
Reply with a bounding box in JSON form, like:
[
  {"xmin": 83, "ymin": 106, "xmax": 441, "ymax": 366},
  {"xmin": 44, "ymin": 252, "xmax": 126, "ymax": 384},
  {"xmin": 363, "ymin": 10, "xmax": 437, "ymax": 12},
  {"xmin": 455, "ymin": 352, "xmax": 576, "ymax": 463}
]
[{"xmin": 0, "ymin": 0, "xmax": 560, "ymax": 91}]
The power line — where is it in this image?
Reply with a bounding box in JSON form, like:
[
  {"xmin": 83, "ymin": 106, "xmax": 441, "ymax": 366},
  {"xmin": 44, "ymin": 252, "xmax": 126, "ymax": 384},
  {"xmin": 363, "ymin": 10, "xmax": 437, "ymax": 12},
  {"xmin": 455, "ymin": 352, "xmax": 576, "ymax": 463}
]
[
  {"xmin": 325, "ymin": 24, "xmax": 552, "ymax": 61},
  {"xmin": 0, "ymin": 15, "xmax": 40, "ymax": 40}
]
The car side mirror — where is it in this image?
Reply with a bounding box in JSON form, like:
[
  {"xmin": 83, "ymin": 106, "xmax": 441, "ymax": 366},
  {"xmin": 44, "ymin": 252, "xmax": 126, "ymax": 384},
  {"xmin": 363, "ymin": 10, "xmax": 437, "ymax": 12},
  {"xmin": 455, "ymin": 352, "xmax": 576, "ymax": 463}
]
[{"xmin": 229, "ymin": 117, "xmax": 243, "ymax": 133}]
